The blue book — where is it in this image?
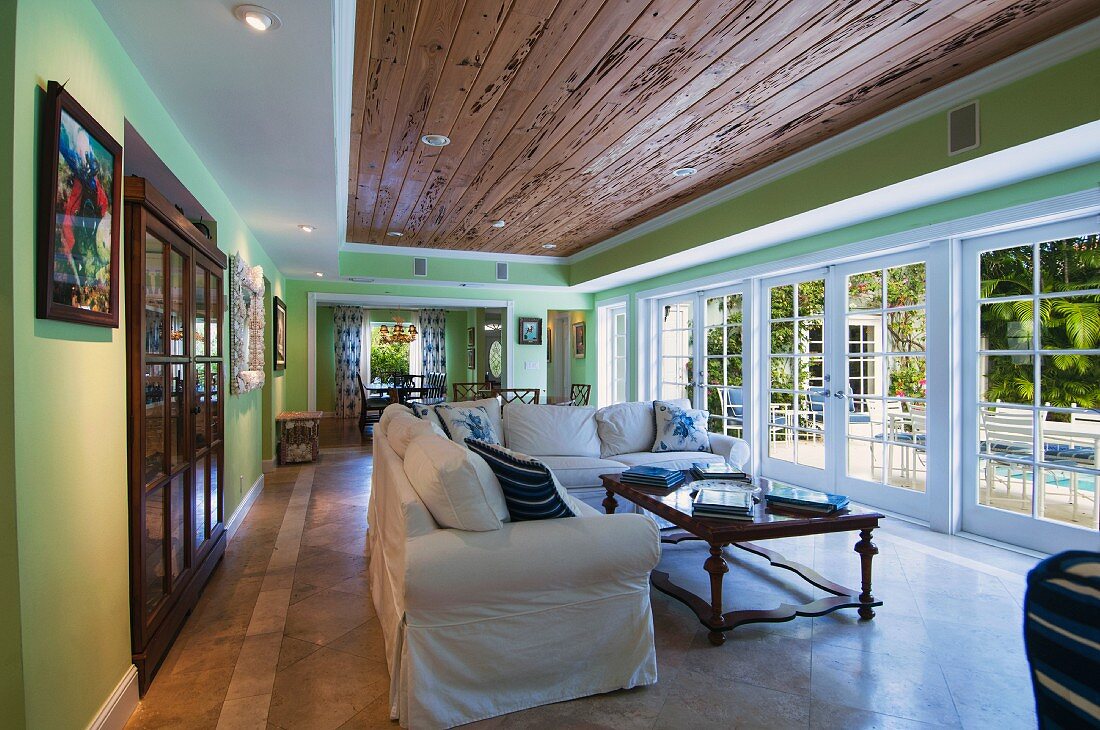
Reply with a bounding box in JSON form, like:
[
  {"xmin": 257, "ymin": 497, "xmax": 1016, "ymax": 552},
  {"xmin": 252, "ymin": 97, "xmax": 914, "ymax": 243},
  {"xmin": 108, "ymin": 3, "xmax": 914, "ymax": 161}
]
[
  {"xmin": 623, "ymin": 466, "xmax": 680, "ymax": 479},
  {"xmin": 766, "ymin": 483, "xmax": 849, "ymax": 512}
]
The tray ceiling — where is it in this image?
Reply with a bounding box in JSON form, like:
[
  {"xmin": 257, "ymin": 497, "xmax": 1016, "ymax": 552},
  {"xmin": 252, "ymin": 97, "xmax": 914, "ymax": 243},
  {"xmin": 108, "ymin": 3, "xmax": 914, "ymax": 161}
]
[{"xmin": 348, "ymin": 0, "xmax": 1100, "ymax": 257}]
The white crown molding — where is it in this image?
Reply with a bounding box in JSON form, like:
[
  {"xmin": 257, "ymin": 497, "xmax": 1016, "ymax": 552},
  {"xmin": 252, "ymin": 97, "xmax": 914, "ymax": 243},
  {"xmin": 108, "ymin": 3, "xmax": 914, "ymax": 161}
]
[
  {"xmin": 87, "ymin": 666, "xmax": 138, "ymax": 730},
  {"xmin": 292, "ymin": 274, "xmax": 574, "ymax": 292},
  {"xmin": 332, "ymin": 0, "xmax": 356, "ymax": 256},
  {"xmin": 340, "ymin": 241, "xmax": 561, "ymax": 265},
  {"xmin": 564, "ymin": 17, "xmax": 1100, "ymax": 266}
]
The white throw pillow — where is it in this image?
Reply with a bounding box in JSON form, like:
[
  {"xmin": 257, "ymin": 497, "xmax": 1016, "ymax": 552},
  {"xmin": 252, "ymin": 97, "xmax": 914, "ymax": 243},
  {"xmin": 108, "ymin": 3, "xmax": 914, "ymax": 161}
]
[
  {"xmin": 435, "ymin": 404, "xmax": 503, "ymax": 446},
  {"xmin": 403, "ymin": 435, "xmax": 505, "ymax": 531},
  {"xmin": 387, "ymin": 413, "xmax": 445, "ymax": 458},
  {"xmin": 379, "ymin": 403, "xmax": 414, "ymax": 429},
  {"xmin": 652, "ymin": 401, "xmax": 711, "ymax": 453},
  {"xmin": 595, "ymin": 398, "xmax": 690, "ymax": 457},
  {"xmin": 503, "ymin": 403, "xmax": 600, "ymax": 457}
]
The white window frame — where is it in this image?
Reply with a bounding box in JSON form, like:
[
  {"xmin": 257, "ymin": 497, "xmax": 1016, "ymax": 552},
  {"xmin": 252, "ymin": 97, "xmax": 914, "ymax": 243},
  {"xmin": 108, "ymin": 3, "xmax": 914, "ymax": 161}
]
[{"xmin": 597, "ymin": 297, "xmax": 629, "ymax": 408}]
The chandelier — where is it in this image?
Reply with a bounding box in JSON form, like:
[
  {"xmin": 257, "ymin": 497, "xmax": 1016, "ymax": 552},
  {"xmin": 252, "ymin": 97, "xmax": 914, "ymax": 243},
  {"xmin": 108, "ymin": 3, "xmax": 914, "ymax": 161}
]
[{"xmin": 379, "ymin": 316, "xmax": 418, "ymax": 345}]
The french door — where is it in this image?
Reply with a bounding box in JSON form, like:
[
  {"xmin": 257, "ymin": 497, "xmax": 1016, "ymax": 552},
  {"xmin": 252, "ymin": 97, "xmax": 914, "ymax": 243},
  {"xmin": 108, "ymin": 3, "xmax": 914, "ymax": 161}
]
[
  {"xmin": 758, "ymin": 252, "xmax": 932, "ymax": 519},
  {"xmin": 961, "ymin": 218, "xmax": 1100, "ymax": 553},
  {"xmin": 656, "ymin": 286, "xmax": 749, "ymax": 437}
]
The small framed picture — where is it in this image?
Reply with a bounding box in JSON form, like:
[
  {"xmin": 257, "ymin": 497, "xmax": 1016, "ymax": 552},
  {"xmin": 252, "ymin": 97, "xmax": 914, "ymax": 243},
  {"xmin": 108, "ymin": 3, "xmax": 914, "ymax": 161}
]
[
  {"xmin": 518, "ymin": 317, "xmax": 543, "ymax": 345},
  {"xmin": 37, "ymin": 81, "xmax": 122, "ymax": 327},
  {"xmin": 273, "ymin": 296, "xmax": 287, "ymax": 371},
  {"xmin": 547, "ymin": 326, "xmax": 552, "ymax": 362},
  {"xmin": 466, "ymin": 348, "xmax": 475, "ymax": 369},
  {"xmin": 467, "ymin": 326, "xmax": 475, "ymax": 347},
  {"xmin": 573, "ymin": 322, "xmax": 586, "ymax": 358}
]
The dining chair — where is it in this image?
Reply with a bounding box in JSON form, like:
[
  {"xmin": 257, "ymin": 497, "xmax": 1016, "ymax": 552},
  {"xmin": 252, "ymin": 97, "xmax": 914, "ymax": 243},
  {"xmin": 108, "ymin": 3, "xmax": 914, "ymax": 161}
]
[
  {"xmin": 569, "ymin": 384, "xmax": 592, "ymax": 406},
  {"xmin": 358, "ymin": 372, "xmax": 392, "ymax": 435},
  {"xmin": 494, "ymin": 388, "xmax": 540, "ymax": 404}
]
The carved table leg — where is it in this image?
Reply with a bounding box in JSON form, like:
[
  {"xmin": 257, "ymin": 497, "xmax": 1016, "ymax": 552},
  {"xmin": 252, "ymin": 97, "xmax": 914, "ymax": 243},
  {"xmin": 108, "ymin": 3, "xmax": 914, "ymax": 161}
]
[
  {"xmin": 854, "ymin": 528, "xmax": 879, "ymax": 620},
  {"xmin": 603, "ymin": 489, "xmax": 618, "ymax": 515},
  {"xmin": 705, "ymin": 543, "xmax": 729, "ymax": 645}
]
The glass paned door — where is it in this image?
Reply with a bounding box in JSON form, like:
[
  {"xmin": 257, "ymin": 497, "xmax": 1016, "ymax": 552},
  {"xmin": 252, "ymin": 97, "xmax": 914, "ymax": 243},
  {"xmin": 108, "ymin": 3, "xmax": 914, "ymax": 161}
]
[
  {"xmin": 657, "ymin": 297, "xmax": 694, "ymax": 402},
  {"xmin": 834, "ymin": 256, "xmax": 930, "ymax": 517},
  {"xmin": 702, "ymin": 290, "xmax": 745, "ymax": 438},
  {"xmin": 963, "ymin": 224, "xmax": 1100, "ymax": 554},
  {"xmin": 762, "ymin": 272, "xmax": 827, "ymax": 480}
]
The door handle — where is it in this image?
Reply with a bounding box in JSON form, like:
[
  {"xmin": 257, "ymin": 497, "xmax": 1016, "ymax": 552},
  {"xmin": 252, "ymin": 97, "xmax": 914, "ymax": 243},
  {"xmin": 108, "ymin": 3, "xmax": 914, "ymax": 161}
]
[{"xmin": 834, "ymin": 392, "xmax": 847, "ymax": 399}]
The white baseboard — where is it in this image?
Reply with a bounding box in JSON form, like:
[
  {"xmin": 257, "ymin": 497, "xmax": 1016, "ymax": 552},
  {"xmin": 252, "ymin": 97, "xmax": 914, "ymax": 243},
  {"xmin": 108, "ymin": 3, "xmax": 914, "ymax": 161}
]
[
  {"xmin": 227, "ymin": 473, "xmax": 265, "ymax": 543},
  {"xmin": 87, "ymin": 665, "xmax": 138, "ymax": 730}
]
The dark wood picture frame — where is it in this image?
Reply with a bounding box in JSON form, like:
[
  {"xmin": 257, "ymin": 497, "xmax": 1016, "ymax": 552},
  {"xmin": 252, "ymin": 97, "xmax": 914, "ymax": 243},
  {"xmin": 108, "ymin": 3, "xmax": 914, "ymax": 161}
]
[
  {"xmin": 466, "ymin": 347, "xmax": 475, "ymax": 369},
  {"xmin": 273, "ymin": 295, "xmax": 287, "ymax": 371},
  {"xmin": 467, "ymin": 326, "xmax": 475, "ymax": 347},
  {"xmin": 573, "ymin": 321, "xmax": 586, "ymax": 358},
  {"xmin": 37, "ymin": 80, "xmax": 122, "ymax": 327},
  {"xmin": 518, "ymin": 316, "xmax": 543, "ymax": 345},
  {"xmin": 547, "ymin": 326, "xmax": 552, "ymax": 362}
]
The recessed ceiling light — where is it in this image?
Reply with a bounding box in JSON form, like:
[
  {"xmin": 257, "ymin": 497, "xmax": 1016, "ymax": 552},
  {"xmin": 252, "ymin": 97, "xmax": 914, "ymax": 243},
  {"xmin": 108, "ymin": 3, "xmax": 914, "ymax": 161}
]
[
  {"xmin": 672, "ymin": 167, "xmax": 697, "ymax": 177},
  {"xmin": 387, "ymin": 231, "xmax": 404, "ymax": 237},
  {"xmin": 541, "ymin": 243, "xmax": 557, "ymax": 249},
  {"xmin": 491, "ymin": 220, "xmax": 506, "ymax": 229},
  {"xmin": 314, "ymin": 271, "xmax": 324, "ymax": 277},
  {"xmin": 298, "ymin": 224, "xmax": 315, "ymax": 233},
  {"xmin": 234, "ymin": 4, "xmax": 281, "ymax": 31},
  {"xmin": 420, "ymin": 134, "xmax": 451, "ymax": 147}
]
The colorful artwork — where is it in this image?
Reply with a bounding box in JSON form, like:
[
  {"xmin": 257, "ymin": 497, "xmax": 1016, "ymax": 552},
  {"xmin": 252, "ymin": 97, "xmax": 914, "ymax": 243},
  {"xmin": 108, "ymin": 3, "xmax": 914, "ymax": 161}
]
[
  {"xmin": 38, "ymin": 82, "xmax": 121, "ymax": 326},
  {"xmin": 519, "ymin": 317, "xmax": 543, "ymax": 345},
  {"xmin": 273, "ymin": 296, "xmax": 287, "ymax": 370}
]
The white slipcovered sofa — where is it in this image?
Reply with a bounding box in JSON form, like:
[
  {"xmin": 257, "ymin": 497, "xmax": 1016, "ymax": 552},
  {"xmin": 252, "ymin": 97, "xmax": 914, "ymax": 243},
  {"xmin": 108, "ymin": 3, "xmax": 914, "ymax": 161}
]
[
  {"xmin": 503, "ymin": 398, "xmax": 750, "ymax": 503},
  {"xmin": 369, "ymin": 407, "xmax": 662, "ymax": 728}
]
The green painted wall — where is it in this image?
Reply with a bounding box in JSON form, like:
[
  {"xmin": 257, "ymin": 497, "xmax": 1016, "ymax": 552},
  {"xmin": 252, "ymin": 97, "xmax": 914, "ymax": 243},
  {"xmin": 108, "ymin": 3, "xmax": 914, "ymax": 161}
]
[
  {"xmin": 339, "ymin": 249, "xmax": 568, "ymax": 286},
  {"xmin": 7, "ymin": 0, "xmax": 285, "ymax": 726},
  {"xmin": 0, "ymin": 0, "xmax": 25, "ymax": 723},
  {"xmin": 282, "ymin": 280, "xmax": 593, "ymax": 411},
  {"xmin": 573, "ymin": 48, "xmax": 1100, "ymax": 284},
  {"xmin": 316, "ymin": 307, "xmax": 336, "ymax": 412}
]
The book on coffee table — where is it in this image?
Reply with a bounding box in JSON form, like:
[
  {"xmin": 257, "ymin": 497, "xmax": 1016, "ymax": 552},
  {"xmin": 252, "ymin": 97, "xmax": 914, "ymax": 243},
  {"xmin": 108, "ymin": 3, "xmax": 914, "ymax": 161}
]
[
  {"xmin": 765, "ymin": 483, "xmax": 849, "ymax": 513},
  {"xmin": 621, "ymin": 465, "xmax": 685, "ymax": 488},
  {"xmin": 692, "ymin": 487, "xmax": 754, "ymax": 520},
  {"xmin": 690, "ymin": 462, "xmax": 750, "ymax": 481}
]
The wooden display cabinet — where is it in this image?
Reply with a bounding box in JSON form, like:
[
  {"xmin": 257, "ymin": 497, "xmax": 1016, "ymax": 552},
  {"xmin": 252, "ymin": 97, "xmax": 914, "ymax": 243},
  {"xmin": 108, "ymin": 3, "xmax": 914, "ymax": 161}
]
[{"xmin": 124, "ymin": 178, "xmax": 227, "ymax": 692}]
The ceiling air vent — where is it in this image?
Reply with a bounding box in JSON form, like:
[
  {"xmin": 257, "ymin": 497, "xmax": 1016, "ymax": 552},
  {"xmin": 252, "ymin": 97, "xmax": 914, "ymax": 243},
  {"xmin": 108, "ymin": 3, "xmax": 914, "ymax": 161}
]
[
  {"xmin": 496, "ymin": 262, "xmax": 509, "ymax": 281},
  {"xmin": 948, "ymin": 101, "xmax": 979, "ymax": 156},
  {"xmin": 413, "ymin": 257, "xmax": 428, "ymax": 277}
]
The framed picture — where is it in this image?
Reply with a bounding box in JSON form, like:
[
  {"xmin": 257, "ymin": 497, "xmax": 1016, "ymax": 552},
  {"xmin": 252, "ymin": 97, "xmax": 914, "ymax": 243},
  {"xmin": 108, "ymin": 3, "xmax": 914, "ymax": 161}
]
[
  {"xmin": 547, "ymin": 326, "xmax": 552, "ymax": 362},
  {"xmin": 573, "ymin": 322, "xmax": 586, "ymax": 358},
  {"xmin": 273, "ymin": 295, "xmax": 287, "ymax": 371},
  {"xmin": 467, "ymin": 326, "xmax": 475, "ymax": 347},
  {"xmin": 466, "ymin": 348, "xmax": 475, "ymax": 369},
  {"xmin": 518, "ymin": 317, "xmax": 543, "ymax": 345},
  {"xmin": 37, "ymin": 80, "xmax": 122, "ymax": 327}
]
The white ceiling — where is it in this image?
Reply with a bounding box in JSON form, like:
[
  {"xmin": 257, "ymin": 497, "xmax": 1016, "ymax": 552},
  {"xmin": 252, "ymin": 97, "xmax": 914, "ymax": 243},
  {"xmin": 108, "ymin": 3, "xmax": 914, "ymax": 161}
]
[{"xmin": 92, "ymin": 0, "xmax": 344, "ymax": 278}]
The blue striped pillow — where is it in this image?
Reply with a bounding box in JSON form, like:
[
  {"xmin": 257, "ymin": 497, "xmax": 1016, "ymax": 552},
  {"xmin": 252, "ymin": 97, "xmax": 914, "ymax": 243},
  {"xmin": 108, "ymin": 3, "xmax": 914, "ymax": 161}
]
[{"xmin": 465, "ymin": 439, "xmax": 574, "ymax": 521}]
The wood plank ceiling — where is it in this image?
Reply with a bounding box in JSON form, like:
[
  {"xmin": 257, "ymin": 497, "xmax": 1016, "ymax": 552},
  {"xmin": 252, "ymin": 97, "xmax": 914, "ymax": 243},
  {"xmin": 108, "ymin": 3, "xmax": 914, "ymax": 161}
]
[{"xmin": 348, "ymin": 0, "xmax": 1100, "ymax": 257}]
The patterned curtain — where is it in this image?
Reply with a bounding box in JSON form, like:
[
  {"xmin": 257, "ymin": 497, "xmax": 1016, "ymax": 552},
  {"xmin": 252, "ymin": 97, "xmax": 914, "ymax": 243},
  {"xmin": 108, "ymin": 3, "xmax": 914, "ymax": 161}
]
[
  {"xmin": 333, "ymin": 306, "xmax": 364, "ymax": 418},
  {"xmin": 418, "ymin": 309, "xmax": 447, "ymax": 374}
]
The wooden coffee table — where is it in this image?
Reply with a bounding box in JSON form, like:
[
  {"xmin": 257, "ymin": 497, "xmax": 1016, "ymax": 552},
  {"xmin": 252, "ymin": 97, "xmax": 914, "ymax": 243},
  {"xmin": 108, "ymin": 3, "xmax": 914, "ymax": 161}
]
[{"xmin": 601, "ymin": 473, "xmax": 884, "ymax": 646}]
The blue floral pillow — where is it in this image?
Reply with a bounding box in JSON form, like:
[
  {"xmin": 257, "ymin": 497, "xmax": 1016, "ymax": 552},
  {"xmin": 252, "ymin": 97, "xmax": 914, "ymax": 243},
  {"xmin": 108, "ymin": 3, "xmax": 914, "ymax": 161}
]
[
  {"xmin": 651, "ymin": 401, "xmax": 711, "ymax": 453},
  {"xmin": 435, "ymin": 404, "xmax": 502, "ymax": 446}
]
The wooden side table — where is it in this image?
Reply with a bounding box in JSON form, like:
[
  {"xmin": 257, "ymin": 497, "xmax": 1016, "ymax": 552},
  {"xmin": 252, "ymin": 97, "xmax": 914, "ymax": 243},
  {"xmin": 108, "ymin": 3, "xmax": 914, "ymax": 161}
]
[{"xmin": 277, "ymin": 411, "xmax": 323, "ymax": 464}]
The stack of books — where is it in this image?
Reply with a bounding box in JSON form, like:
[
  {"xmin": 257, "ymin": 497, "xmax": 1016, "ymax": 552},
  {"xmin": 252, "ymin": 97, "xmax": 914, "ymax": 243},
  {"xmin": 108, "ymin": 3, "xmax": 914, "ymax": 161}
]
[
  {"xmin": 692, "ymin": 487, "xmax": 755, "ymax": 521},
  {"xmin": 620, "ymin": 466, "xmax": 685, "ymax": 489},
  {"xmin": 765, "ymin": 483, "xmax": 850, "ymax": 514},
  {"xmin": 690, "ymin": 462, "xmax": 750, "ymax": 481}
]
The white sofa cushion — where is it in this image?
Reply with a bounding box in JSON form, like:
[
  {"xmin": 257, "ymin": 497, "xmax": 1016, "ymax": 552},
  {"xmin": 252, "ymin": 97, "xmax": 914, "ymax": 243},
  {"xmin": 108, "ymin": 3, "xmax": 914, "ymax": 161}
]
[
  {"xmin": 403, "ymin": 434, "xmax": 506, "ymax": 531},
  {"xmin": 614, "ymin": 451, "xmax": 725, "ymax": 471},
  {"xmin": 595, "ymin": 398, "xmax": 689, "ymax": 457},
  {"xmin": 539, "ymin": 455, "xmax": 628, "ymax": 489},
  {"xmin": 503, "ymin": 402, "xmax": 601, "ymax": 457},
  {"xmin": 387, "ymin": 413, "xmax": 445, "ymax": 458},
  {"xmin": 379, "ymin": 402, "xmax": 414, "ymax": 428},
  {"xmin": 435, "ymin": 404, "xmax": 503, "ymax": 446},
  {"xmin": 652, "ymin": 401, "xmax": 711, "ymax": 452}
]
